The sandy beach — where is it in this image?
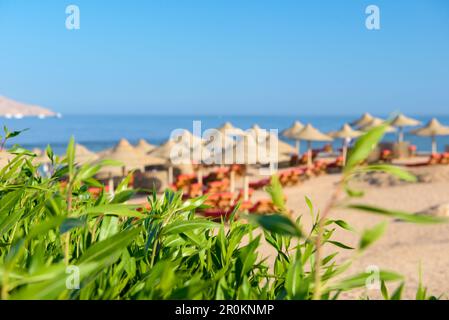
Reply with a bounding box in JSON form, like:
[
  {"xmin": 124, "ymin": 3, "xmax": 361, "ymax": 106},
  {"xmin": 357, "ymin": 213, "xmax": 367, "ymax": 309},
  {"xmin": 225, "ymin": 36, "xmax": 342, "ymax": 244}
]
[{"xmin": 246, "ymin": 163, "xmax": 449, "ymax": 299}]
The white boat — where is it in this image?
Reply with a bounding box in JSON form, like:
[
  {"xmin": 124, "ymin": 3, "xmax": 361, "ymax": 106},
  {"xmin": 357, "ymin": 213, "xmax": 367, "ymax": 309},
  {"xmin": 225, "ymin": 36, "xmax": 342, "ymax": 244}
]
[{"xmin": 13, "ymin": 113, "xmax": 24, "ymax": 119}]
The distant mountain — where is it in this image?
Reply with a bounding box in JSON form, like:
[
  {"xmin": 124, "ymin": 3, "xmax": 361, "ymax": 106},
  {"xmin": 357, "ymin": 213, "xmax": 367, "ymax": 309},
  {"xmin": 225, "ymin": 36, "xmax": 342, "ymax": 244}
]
[{"xmin": 0, "ymin": 96, "xmax": 58, "ymax": 118}]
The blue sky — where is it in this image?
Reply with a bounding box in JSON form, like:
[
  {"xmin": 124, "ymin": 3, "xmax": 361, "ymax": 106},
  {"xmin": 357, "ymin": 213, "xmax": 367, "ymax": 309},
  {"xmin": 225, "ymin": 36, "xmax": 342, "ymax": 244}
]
[{"xmin": 0, "ymin": 0, "xmax": 448, "ymax": 115}]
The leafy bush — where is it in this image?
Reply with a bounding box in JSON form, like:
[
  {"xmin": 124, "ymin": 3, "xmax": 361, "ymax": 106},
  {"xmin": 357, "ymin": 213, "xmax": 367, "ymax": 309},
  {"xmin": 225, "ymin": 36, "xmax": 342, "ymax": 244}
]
[{"xmin": 0, "ymin": 124, "xmax": 445, "ymax": 300}]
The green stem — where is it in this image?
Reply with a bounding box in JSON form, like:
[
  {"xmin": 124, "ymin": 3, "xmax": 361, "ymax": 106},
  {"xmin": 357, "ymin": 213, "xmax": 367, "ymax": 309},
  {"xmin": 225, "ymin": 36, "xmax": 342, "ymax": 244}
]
[{"xmin": 312, "ymin": 181, "xmax": 343, "ymax": 300}]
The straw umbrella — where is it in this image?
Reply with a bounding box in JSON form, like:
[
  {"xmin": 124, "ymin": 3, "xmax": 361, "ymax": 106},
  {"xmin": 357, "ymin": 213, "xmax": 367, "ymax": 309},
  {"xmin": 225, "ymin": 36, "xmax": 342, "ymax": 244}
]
[
  {"xmin": 264, "ymin": 133, "xmax": 297, "ymax": 163},
  {"xmin": 391, "ymin": 114, "xmax": 421, "ymax": 143},
  {"xmin": 282, "ymin": 121, "xmax": 304, "ymax": 154},
  {"xmin": 134, "ymin": 139, "xmax": 156, "ymax": 153},
  {"xmin": 203, "ymin": 122, "xmax": 242, "ymax": 153},
  {"xmin": 174, "ymin": 129, "xmax": 203, "ymax": 148},
  {"xmin": 411, "ymin": 118, "xmax": 449, "ymax": 154},
  {"xmin": 0, "ymin": 150, "xmax": 14, "ymax": 168},
  {"xmin": 98, "ymin": 139, "xmax": 149, "ymax": 176},
  {"xmin": 329, "ymin": 124, "xmax": 363, "ymax": 164},
  {"xmin": 290, "ymin": 124, "xmax": 333, "ymax": 168},
  {"xmin": 148, "ymin": 138, "xmax": 194, "ymax": 185},
  {"xmin": 351, "ymin": 113, "xmax": 376, "ymax": 129},
  {"xmin": 220, "ymin": 133, "xmax": 262, "ymax": 200},
  {"xmin": 217, "ymin": 122, "xmax": 245, "ymax": 137},
  {"xmin": 360, "ymin": 118, "xmax": 397, "ymax": 133},
  {"xmin": 74, "ymin": 144, "xmax": 98, "ymax": 165}
]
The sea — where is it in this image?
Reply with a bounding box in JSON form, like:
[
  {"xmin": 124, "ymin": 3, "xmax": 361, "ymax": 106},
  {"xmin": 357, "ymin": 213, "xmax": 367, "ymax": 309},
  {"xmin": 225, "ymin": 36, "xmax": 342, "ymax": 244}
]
[{"xmin": 2, "ymin": 115, "xmax": 449, "ymax": 155}]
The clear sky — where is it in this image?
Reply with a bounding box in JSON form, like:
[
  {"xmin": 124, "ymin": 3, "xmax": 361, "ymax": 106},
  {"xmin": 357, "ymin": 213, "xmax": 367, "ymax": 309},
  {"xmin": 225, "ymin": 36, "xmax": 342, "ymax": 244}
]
[{"xmin": 0, "ymin": 0, "xmax": 448, "ymax": 115}]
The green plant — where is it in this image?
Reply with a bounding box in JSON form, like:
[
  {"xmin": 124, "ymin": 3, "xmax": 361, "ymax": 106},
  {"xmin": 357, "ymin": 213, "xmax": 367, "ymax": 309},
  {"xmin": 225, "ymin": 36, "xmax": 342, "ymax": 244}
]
[{"xmin": 0, "ymin": 125, "xmax": 445, "ymax": 300}]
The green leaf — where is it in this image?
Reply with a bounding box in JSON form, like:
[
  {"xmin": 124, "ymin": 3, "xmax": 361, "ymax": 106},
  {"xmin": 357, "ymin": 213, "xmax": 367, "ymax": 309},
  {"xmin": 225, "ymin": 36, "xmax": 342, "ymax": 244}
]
[
  {"xmin": 77, "ymin": 164, "xmax": 102, "ymax": 182},
  {"xmin": 66, "ymin": 136, "xmax": 75, "ymax": 178},
  {"xmin": 0, "ymin": 189, "xmax": 23, "ymax": 215},
  {"xmin": 304, "ymin": 196, "xmax": 315, "ymax": 219},
  {"xmin": 247, "ymin": 214, "xmax": 302, "ymax": 238},
  {"xmin": 360, "ymin": 164, "xmax": 417, "ymax": 182},
  {"xmin": 162, "ymin": 219, "xmax": 219, "ymax": 235},
  {"xmin": 344, "ymin": 185, "xmax": 365, "ymax": 198},
  {"xmin": 83, "ymin": 204, "xmax": 145, "ymax": 218},
  {"xmin": 46, "ymin": 144, "xmax": 54, "ymax": 163},
  {"xmin": 345, "ymin": 124, "xmax": 387, "ymax": 172},
  {"xmin": 59, "ymin": 217, "xmax": 86, "ymax": 234},
  {"xmin": 5, "ymin": 128, "xmax": 28, "ymax": 140},
  {"xmin": 347, "ymin": 204, "xmax": 448, "ymax": 224},
  {"xmin": 327, "ymin": 240, "xmax": 354, "ymax": 250},
  {"xmin": 327, "ymin": 270, "xmax": 403, "ymax": 292},
  {"xmin": 391, "ymin": 282, "xmax": 404, "ymax": 300},
  {"xmin": 359, "ymin": 221, "xmax": 388, "ymax": 250},
  {"xmin": 332, "ymin": 219, "xmax": 355, "ymax": 232},
  {"xmin": 111, "ymin": 190, "xmax": 136, "ymax": 204},
  {"xmin": 115, "ymin": 171, "xmax": 134, "ymax": 193},
  {"xmin": 78, "ymin": 228, "xmax": 140, "ymax": 264},
  {"xmin": 265, "ymin": 175, "xmax": 286, "ymax": 212},
  {"xmin": 10, "ymin": 263, "xmax": 99, "ymax": 300},
  {"xmin": 380, "ymin": 280, "xmax": 389, "ymax": 300}
]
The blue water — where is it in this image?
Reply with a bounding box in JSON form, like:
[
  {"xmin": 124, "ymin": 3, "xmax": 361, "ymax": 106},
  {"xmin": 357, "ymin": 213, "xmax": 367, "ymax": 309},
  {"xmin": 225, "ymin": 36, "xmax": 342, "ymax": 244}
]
[{"xmin": 2, "ymin": 115, "xmax": 449, "ymax": 155}]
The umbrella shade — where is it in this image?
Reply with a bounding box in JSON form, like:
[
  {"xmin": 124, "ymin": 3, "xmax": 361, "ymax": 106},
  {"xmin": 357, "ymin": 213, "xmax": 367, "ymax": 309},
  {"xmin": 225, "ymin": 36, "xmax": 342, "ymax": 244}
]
[
  {"xmin": 99, "ymin": 139, "xmax": 158, "ymax": 174},
  {"xmin": 329, "ymin": 123, "xmax": 363, "ymax": 139},
  {"xmin": 411, "ymin": 118, "xmax": 449, "ymax": 137},
  {"xmin": 204, "ymin": 122, "xmax": 243, "ymax": 150},
  {"xmin": 361, "ymin": 118, "xmax": 396, "ymax": 133},
  {"xmin": 267, "ymin": 133, "xmax": 297, "ymax": 162},
  {"xmin": 391, "ymin": 114, "xmax": 421, "ymax": 127},
  {"xmin": 172, "ymin": 129, "xmax": 203, "ymax": 148},
  {"xmin": 282, "ymin": 121, "xmax": 304, "ymax": 154},
  {"xmin": 32, "ymin": 148, "xmax": 49, "ymax": 165},
  {"xmin": 0, "ymin": 150, "xmax": 15, "ymax": 168},
  {"xmin": 282, "ymin": 121, "xmax": 304, "ymax": 139},
  {"xmin": 391, "ymin": 114, "xmax": 421, "ymax": 143},
  {"xmin": 148, "ymin": 138, "xmax": 191, "ymax": 164},
  {"xmin": 217, "ymin": 122, "xmax": 245, "ymax": 136},
  {"xmin": 411, "ymin": 118, "xmax": 449, "ymax": 153},
  {"xmin": 351, "ymin": 113, "xmax": 376, "ymax": 128},
  {"xmin": 134, "ymin": 139, "xmax": 156, "ymax": 153},
  {"xmin": 247, "ymin": 124, "xmax": 265, "ymax": 137},
  {"xmin": 290, "ymin": 124, "xmax": 333, "ymax": 168},
  {"xmin": 74, "ymin": 143, "xmax": 98, "ymax": 164},
  {"xmin": 223, "ymin": 135, "xmax": 258, "ymax": 165},
  {"xmin": 291, "ymin": 124, "xmax": 333, "ymax": 142},
  {"xmin": 329, "ymin": 124, "xmax": 362, "ymax": 165}
]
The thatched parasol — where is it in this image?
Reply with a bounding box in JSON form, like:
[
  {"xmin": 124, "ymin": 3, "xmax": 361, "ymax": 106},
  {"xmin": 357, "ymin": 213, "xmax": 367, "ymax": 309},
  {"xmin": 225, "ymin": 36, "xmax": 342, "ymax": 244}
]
[
  {"xmin": 203, "ymin": 122, "xmax": 243, "ymax": 151},
  {"xmin": 282, "ymin": 121, "xmax": 304, "ymax": 154},
  {"xmin": 74, "ymin": 143, "xmax": 99, "ymax": 165},
  {"xmin": 134, "ymin": 139, "xmax": 156, "ymax": 153},
  {"xmin": 173, "ymin": 129, "xmax": 203, "ymax": 148},
  {"xmin": 217, "ymin": 122, "xmax": 245, "ymax": 136},
  {"xmin": 411, "ymin": 118, "xmax": 449, "ymax": 154},
  {"xmin": 0, "ymin": 150, "xmax": 14, "ymax": 168},
  {"xmin": 351, "ymin": 113, "xmax": 377, "ymax": 128},
  {"xmin": 360, "ymin": 118, "xmax": 396, "ymax": 133},
  {"xmin": 266, "ymin": 133, "xmax": 296, "ymax": 163},
  {"xmin": 391, "ymin": 114, "xmax": 421, "ymax": 142},
  {"xmin": 98, "ymin": 139, "xmax": 155, "ymax": 177},
  {"xmin": 329, "ymin": 124, "xmax": 363, "ymax": 164},
  {"xmin": 148, "ymin": 138, "xmax": 194, "ymax": 185},
  {"xmin": 247, "ymin": 124, "xmax": 265, "ymax": 137},
  {"xmin": 290, "ymin": 124, "xmax": 333, "ymax": 168}
]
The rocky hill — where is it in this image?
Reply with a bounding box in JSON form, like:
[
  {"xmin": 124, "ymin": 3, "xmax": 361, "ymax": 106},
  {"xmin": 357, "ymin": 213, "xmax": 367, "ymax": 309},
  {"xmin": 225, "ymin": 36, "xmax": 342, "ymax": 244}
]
[{"xmin": 0, "ymin": 96, "xmax": 57, "ymax": 118}]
